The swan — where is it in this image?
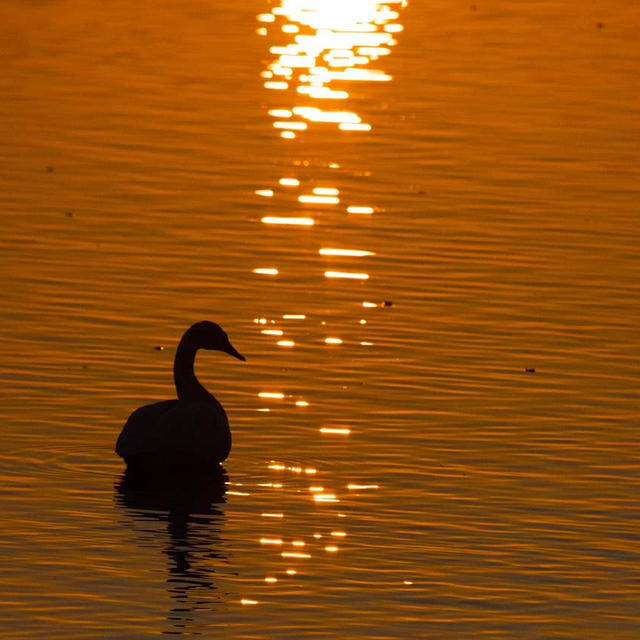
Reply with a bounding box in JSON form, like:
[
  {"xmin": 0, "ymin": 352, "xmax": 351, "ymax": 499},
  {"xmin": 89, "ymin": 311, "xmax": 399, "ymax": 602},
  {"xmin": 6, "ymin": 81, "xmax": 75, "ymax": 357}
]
[{"xmin": 116, "ymin": 321, "xmax": 245, "ymax": 473}]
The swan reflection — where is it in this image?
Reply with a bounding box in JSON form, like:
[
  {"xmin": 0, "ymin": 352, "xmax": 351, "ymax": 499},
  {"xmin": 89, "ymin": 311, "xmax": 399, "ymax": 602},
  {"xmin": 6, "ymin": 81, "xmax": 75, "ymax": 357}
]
[{"xmin": 114, "ymin": 469, "xmax": 228, "ymax": 635}]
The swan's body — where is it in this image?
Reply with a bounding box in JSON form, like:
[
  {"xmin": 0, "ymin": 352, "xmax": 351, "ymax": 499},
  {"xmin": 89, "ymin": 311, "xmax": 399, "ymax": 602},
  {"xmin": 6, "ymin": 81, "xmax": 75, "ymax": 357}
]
[{"xmin": 116, "ymin": 321, "xmax": 245, "ymax": 472}]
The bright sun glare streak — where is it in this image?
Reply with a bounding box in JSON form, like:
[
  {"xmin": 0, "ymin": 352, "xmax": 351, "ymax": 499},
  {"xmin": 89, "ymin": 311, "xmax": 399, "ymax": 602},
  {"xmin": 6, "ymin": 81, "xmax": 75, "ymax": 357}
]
[
  {"xmin": 299, "ymin": 195, "xmax": 340, "ymax": 204},
  {"xmin": 262, "ymin": 216, "xmax": 315, "ymax": 226},
  {"xmin": 259, "ymin": 0, "xmax": 406, "ymax": 133},
  {"xmin": 325, "ymin": 271, "xmax": 369, "ymax": 280},
  {"xmin": 339, "ymin": 122, "xmax": 372, "ymax": 131},
  {"xmin": 313, "ymin": 493, "xmax": 340, "ymax": 503},
  {"xmin": 253, "ymin": 268, "xmax": 278, "ymax": 275},
  {"xmin": 273, "ymin": 121, "xmax": 307, "ymax": 130},
  {"xmin": 319, "ymin": 248, "xmax": 374, "ymax": 257},
  {"xmin": 320, "ymin": 427, "xmax": 351, "ymax": 434},
  {"xmin": 347, "ymin": 206, "xmax": 374, "ymax": 214}
]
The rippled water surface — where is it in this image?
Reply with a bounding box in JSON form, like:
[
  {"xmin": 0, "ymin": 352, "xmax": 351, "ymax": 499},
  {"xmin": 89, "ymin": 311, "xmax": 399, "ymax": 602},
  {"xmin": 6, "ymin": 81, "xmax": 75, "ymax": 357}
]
[{"xmin": 1, "ymin": 0, "xmax": 639, "ymax": 637}]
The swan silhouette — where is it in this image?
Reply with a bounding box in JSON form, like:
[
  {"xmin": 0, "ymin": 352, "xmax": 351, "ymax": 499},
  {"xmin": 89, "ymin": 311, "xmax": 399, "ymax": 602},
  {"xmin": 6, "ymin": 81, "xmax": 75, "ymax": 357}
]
[{"xmin": 116, "ymin": 321, "xmax": 245, "ymax": 473}]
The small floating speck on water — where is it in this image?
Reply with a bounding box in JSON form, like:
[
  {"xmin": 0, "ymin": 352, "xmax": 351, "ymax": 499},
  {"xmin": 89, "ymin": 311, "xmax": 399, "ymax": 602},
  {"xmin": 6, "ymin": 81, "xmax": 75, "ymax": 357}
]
[
  {"xmin": 65, "ymin": 210, "xmax": 74, "ymax": 217},
  {"xmin": 46, "ymin": 166, "xmax": 54, "ymax": 172},
  {"xmin": 383, "ymin": 300, "xmax": 393, "ymax": 307},
  {"xmin": 524, "ymin": 368, "xmax": 536, "ymax": 373},
  {"xmin": 154, "ymin": 345, "xmax": 164, "ymax": 351}
]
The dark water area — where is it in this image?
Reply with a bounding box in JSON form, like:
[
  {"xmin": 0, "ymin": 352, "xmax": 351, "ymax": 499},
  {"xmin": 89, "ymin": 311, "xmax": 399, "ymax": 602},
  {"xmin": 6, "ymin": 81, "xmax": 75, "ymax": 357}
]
[{"xmin": 1, "ymin": 0, "xmax": 639, "ymax": 637}]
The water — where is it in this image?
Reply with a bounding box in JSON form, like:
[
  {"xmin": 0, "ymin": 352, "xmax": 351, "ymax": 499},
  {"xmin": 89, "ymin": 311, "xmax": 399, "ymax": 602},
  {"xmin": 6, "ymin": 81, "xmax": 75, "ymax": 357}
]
[{"xmin": 1, "ymin": 0, "xmax": 639, "ymax": 637}]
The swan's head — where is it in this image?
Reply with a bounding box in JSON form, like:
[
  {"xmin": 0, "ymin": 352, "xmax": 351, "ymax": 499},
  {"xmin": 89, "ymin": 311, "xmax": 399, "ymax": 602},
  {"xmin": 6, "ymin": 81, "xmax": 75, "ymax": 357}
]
[{"xmin": 189, "ymin": 321, "xmax": 246, "ymax": 361}]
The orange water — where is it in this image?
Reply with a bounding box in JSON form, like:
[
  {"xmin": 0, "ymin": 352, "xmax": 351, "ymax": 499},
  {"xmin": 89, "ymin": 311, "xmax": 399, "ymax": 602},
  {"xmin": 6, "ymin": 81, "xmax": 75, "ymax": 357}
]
[{"xmin": 1, "ymin": 1, "xmax": 639, "ymax": 637}]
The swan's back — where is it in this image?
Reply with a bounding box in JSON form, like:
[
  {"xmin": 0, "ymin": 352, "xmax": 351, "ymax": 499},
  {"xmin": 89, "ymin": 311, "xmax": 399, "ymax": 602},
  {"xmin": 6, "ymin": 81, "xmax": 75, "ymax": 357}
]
[{"xmin": 116, "ymin": 398, "xmax": 232, "ymax": 469}]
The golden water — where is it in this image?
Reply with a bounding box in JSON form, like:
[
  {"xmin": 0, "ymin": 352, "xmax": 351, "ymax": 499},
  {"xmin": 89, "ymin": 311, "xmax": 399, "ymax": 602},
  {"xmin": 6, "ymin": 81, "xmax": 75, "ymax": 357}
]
[{"xmin": 1, "ymin": 0, "xmax": 639, "ymax": 637}]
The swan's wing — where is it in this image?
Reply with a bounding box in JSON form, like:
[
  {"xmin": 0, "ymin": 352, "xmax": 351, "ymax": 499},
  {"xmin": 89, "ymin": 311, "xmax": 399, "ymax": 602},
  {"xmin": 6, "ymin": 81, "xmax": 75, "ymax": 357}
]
[
  {"xmin": 115, "ymin": 400, "xmax": 178, "ymax": 458},
  {"xmin": 116, "ymin": 400, "xmax": 231, "ymax": 462}
]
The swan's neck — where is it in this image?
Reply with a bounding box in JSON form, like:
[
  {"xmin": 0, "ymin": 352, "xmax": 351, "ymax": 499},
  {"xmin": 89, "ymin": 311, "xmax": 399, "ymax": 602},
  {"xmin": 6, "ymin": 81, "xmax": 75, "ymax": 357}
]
[{"xmin": 173, "ymin": 335, "xmax": 210, "ymax": 402}]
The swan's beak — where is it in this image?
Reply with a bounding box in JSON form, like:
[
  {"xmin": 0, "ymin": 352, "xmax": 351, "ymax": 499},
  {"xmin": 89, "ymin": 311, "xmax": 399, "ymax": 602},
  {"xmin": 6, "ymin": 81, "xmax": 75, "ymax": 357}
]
[{"xmin": 226, "ymin": 342, "xmax": 246, "ymax": 361}]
